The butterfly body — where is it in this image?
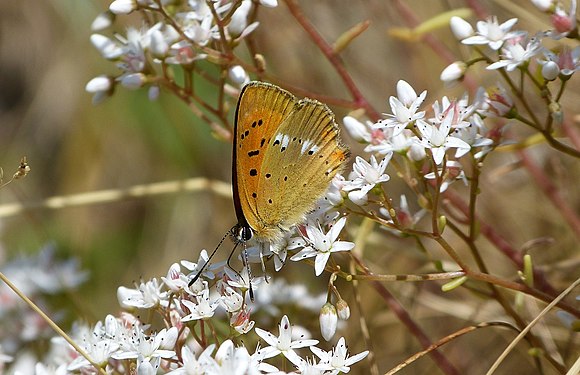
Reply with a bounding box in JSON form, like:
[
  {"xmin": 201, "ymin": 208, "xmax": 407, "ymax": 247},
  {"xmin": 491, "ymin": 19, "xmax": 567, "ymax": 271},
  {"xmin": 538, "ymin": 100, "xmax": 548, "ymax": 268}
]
[{"xmin": 233, "ymin": 82, "xmax": 349, "ymax": 244}]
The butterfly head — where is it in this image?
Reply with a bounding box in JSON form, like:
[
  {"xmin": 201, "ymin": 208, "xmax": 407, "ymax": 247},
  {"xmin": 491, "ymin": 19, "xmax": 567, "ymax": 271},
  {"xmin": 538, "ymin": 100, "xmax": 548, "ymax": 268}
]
[{"xmin": 231, "ymin": 223, "xmax": 253, "ymax": 244}]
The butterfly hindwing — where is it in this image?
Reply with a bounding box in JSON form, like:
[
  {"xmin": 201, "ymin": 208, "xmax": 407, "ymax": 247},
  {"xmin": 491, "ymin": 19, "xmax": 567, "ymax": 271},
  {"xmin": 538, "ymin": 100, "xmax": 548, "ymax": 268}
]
[{"xmin": 256, "ymin": 98, "xmax": 349, "ymax": 240}]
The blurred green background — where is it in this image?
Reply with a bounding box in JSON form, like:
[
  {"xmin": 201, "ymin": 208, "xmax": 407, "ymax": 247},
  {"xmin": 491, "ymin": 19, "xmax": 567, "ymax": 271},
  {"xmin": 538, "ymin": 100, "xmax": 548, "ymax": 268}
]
[{"xmin": 0, "ymin": 0, "xmax": 578, "ymax": 373}]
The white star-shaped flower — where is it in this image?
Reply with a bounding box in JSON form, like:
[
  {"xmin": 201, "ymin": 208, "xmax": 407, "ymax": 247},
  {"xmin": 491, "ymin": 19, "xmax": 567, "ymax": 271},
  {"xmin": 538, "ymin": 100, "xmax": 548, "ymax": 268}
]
[
  {"xmin": 255, "ymin": 315, "xmax": 319, "ymax": 366},
  {"xmin": 415, "ymin": 104, "xmax": 471, "ymax": 165},
  {"xmin": 181, "ymin": 288, "xmax": 220, "ymax": 321},
  {"xmin": 310, "ymin": 337, "xmax": 369, "ymax": 374},
  {"xmin": 487, "ymin": 35, "xmax": 543, "ymax": 71},
  {"xmin": 462, "ymin": 16, "xmax": 524, "ymax": 50},
  {"xmin": 290, "ymin": 217, "xmax": 354, "ymax": 276},
  {"xmin": 374, "ymin": 80, "xmax": 427, "ymax": 136},
  {"xmin": 342, "ymin": 155, "xmax": 391, "ymax": 205}
]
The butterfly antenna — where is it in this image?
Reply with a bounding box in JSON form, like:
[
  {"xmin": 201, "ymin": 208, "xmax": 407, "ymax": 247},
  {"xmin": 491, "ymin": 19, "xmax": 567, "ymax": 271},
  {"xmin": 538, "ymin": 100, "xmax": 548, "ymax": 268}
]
[{"xmin": 188, "ymin": 231, "xmax": 229, "ymax": 287}]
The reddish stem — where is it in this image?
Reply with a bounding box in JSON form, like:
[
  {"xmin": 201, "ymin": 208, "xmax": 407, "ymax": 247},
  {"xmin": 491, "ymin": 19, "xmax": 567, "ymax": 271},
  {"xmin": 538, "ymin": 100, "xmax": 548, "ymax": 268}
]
[
  {"xmin": 369, "ymin": 280, "xmax": 461, "ymax": 375},
  {"xmin": 283, "ymin": 0, "xmax": 381, "ymax": 121},
  {"xmin": 518, "ymin": 150, "xmax": 580, "ymax": 239},
  {"xmin": 443, "ymin": 190, "xmax": 559, "ymax": 297}
]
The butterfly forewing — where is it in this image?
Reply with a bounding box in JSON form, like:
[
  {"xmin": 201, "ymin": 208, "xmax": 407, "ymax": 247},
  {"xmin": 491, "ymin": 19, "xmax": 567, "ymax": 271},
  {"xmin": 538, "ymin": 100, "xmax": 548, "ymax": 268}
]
[{"xmin": 233, "ymin": 82, "xmax": 295, "ymax": 235}]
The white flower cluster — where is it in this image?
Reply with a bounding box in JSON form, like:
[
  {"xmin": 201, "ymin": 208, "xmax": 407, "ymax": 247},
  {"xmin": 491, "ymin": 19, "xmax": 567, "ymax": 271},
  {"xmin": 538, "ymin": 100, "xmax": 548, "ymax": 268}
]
[
  {"xmin": 338, "ymin": 6, "xmax": 579, "ymax": 213},
  {"xmin": 7, "ymin": 258, "xmax": 367, "ymax": 374},
  {"xmin": 86, "ymin": 0, "xmax": 278, "ymax": 104},
  {"xmin": 442, "ymin": 7, "xmax": 580, "ymax": 86},
  {"xmin": 342, "ymin": 79, "xmax": 496, "ymax": 201}
]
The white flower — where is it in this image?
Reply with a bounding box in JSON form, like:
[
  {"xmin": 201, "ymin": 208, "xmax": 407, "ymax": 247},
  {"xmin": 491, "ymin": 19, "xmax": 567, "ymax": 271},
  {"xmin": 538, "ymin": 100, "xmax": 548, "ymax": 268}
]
[
  {"xmin": 319, "ymin": 303, "xmax": 338, "ymax": 341},
  {"xmin": 181, "ymin": 289, "xmax": 220, "ymax": 321},
  {"xmin": 415, "ymin": 104, "xmax": 471, "ymax": 165},
  {"xmin": 449, "ymin": 16, "xmax": 474, "ymax": 40},
  {"xmin": 343, "ymin": 155, "xmax": 391, "ymax": 205},
  {"xmin": 365, "ymin": 128, "xmax": 412, "ymax": 155},
  {"xmin": 230, "ymin": 306, "xmax": 255, "ymax": 334},
  {"xmin": 375, "ymin": 80, "xmax": 427, "ymax": 136},
  {"xmin": 290, "ymin": 217, "xmax": 354, "ymax": 276},
  {"xmin": 487, "ymin": 35, "xmax": 543, "ymax": 71},
  {"xmin": 150, "ymin": 29, "xmax": 169, "ymax": 57},
  {"xmin": 161, "ymin": 263, "xmax": 189, "ymax": 292},
  {"xmin": 224, "ymin": 265, "xmax": 262, "ymax": 298},
  {"xmin": 136, "ymin": 355, "xmax": 160, "ymax": 375},
  {"xmin": 462, "ymin": 16, "xmax": 523, "ymax": 50},
  {"xmin": 179, "ymin": 12, "xmax": 214, "ymax": 46},
  {"xmin": 166, "ymin": 344, "xmax": 215, "ymax": 375},
  {"xmin": 67, "ymin": 321, "xmax": 121, "ymax": 371},
  {"xmin": 310, "ymin": 337, "xmax": 369, "ymax": 374},
  {"xmin": 452, "ymin": 115, "xmax": 493, "ymax": 158},
  {"xmin": 538, "ymin": 47, "xmax": 580, "ymax": 77},
  {"xmin": 477, "ymin": 83, "xmax": 514, "ymax": 117},
  {"xmin": 263, "ymin": 230, "xmax": 305, "ymax": 272},
  {"xmin": 228, "ymin": 0, "xmax": 252, "ymax": 36},
  {"xmin": 220, "ymin": 285, "xmax": 244, "ymax": 313},
  {"xmin": 205, "ymin": 340, "xmax": 251, "ymax": 375},
  {"xmin": 255, "ymin": 315, "xmax": 319, "ymax": 366},
  {"xmin": 90, "ymin": 34, "xmax": 123, "ymax": 59},
  {"xmin": 112, "ymin": 326, "xmax": 176, "ymax": 360},
  {"xmin": 182, "ymin": 249, "xmax": 217, "ymax": 283},
  {"xmin": 548, "ymin": 0, "xmax": 577, "ymax": 39},
  {"xmin": 117, "ymin": 278, "xmax": 168, "ymax": 309}
]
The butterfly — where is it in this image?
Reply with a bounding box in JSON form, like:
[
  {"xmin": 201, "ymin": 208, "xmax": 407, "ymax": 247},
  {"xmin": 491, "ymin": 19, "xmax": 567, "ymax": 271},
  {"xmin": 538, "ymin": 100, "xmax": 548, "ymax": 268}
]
[
  {"xmin": 190, "ymin": 82, "xmax": 349, "ymax": 293},
  {"xmin": 231, "ymin": 81, "xmax": 350, "ymax": 245}
]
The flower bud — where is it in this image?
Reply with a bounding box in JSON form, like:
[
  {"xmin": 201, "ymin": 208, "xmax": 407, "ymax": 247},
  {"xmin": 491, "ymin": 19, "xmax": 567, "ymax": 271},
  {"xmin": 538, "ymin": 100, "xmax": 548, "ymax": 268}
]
[
  {"xmin": 440, "ymin": 61, "xmax": 467, "ymax": 86},
  {"xmin": 110, "ymin": 0, "xmax": 137, "ymax": 15},
  {"xmin": 343, "ymin": 116, "xmax": 370, "ymax": 143},
  {"xmin": 541, "ymin": 61, "xmax": 560, "ymax": 81},
  {"xmin": 320, "ymin": 303, "xmax": 338, "ymax": 341},
  {"xmin": 531, "ymin": 0, "xmax": 554, "ymax": 12},
  {"xmin": 121, "ymin": 73, "xmax": 146, "ymax": 89},
  {"xmin": 260, "ymin": 0, "xmax": 278, "ymax": 7},
  {"xmin": 91, "ymin": 11, "xmax": 114, "ymax": 31},
  {"xmin": 396, "ymin": 80, "xmax": 418, "ymax": 107},
  {"xmin": 85, "ymin": 75, "xmax": 112, "ymax": 93},
  {"xmin": 450, "ymin": 17, "xmax": 474, "ymax": 40},
  {"xmin": 336, "ymin": 299, "xmax": 350, "ymax": 320},
  {"xmin": 229, "ymin": 65, "xmax": 250, "ymax": 86}
]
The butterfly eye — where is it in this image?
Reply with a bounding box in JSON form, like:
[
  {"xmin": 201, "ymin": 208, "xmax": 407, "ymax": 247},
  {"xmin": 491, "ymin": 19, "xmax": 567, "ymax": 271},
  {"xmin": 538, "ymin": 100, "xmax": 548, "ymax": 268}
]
[{"xmin": 238, "ymin": 226, "xmax": 253, "ymax": 242}]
